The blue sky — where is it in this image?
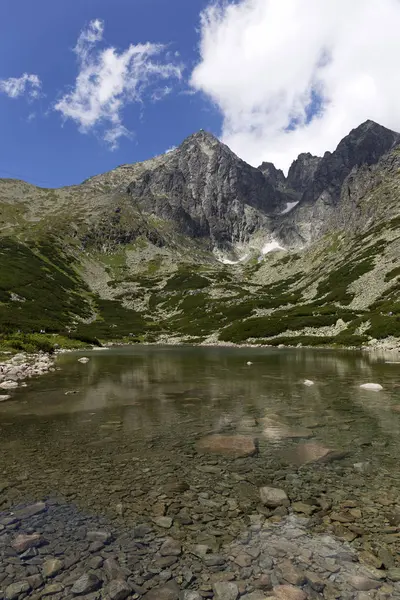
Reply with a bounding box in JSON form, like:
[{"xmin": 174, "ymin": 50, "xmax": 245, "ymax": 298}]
[
  {"xmin": 0, "ymin": 0, "xmax": 220, "ymax": 187},
  {"xmin": 2, "ymin": 1, "xmax": 400, "ymax": 186}
]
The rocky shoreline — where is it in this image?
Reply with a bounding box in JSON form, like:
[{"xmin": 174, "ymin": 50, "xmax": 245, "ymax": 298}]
[{"xmin": 0, "ymin": 352, "xmax": 55, "ymax": 398}]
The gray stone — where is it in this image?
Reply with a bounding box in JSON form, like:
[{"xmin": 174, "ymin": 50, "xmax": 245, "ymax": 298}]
[
  {"xmin": 12, "ymin": 532, "xmax": 43, "ymax": 553},
  {"xmin": 42, "ymin": 557, "xmax": 63, "ymax": 578},
  {"xmin": 5, "ymin": 581, "xmax": 31, "ymax": 600},
  {"xmin": 71, "ymin": 573, "xmax": 102, "ymax": 595},
  {"xmin": 142, "ymin": 580, "xmax": 180, "ymax": 600},
  {"xmin": 349, "ymin": 576, "xmax": 382, "ymax": 591},
  {"xmin": 213, "ymin": 581, "xmax": 239, "ymax": 600},
  {"xmin": 259, "ymin": 486, "xmax": 289, "ymax": 508},
  {"xmin": 104, "ymin": 580, "xmax": 132, "ymax": 600},
  {"xmin": 14, "ymin": 501, "xmax": 46, "ymax": 519},
  {"xmin": 153, "ymin": 516, "xmax": 173, "ymax": 529},
  {"xmin": 160, "ymin": 537, "xmax": 182, "ymax": 556},
  {"xmin": 87, "ymin": 530, "xmax": 112, "ymax": 543}
]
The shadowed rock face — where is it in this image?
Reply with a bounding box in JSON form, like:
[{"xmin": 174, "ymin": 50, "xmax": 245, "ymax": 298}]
[{"xmin": 125, "ymin": 130, "xmax": 287, "ymax": 248}]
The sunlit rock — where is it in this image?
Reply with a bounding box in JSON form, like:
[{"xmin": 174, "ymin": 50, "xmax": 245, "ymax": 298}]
[{"xmin": 359, "ymin": 383, "xmax": 383, "ymax": 391}]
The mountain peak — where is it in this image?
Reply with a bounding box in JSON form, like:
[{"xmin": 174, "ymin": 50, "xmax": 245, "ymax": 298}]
[{"xmin": 181, "ymin": 129, "xmax": 221, "ymax": 146}]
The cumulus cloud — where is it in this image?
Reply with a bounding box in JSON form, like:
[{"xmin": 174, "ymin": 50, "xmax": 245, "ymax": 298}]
[
  {"xmin": 55, "ymin": 19, "xmax": 183, "ymax": 149},
  {"xmin": 191, "ymin": 0, "xmax": 400, "ymax": 172},
  {"xmin": 0, "ymin": 73, "xmax": 42, "ymax": 99}
]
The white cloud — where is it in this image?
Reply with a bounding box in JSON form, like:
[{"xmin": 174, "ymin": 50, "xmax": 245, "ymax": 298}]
[
  {"xmin": 191, "ymin": 0, "xmax": 400, "ymax": 172},
  {"xmin": 55, "ymin": 19, "xmax": 183, "ymax": 149},
  {"xmin": 0, "ymin": 73, "xmax": 41, "ymax": 99}
]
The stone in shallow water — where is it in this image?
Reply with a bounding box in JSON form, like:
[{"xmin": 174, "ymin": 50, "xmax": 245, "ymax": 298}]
[
  {"xmin": 104, "ymin": 579, "xmax": 132, "ymax": 600},
  {"xmin": 0, "ymin": 394, "xmax": 11, "ymax": 401},
  {"xmin": 42, "ymin": 558, "xmax": 63, "ymax": 578},
  {"xmin": 273, "ymin": 585, "xmax": 307, "ymax": 600},
  {"xmin": 359, "ymin": 383, "xmax": 383, "ymax": 391},
  {"xmin": 0, "ymin": 380, "xmax": 18, "ymax": 389},
  {"xmin": 285, "ymin": 442, "xmax": 346, "ymax": 465},
  {"xmin": 303, "ymin": 379, "xmax": 314, "ymax": 386},
  {"xmin": 142, "ymin": 580, "xmax": 180, "ymax": 600},
  {"xmin": 348, "ymin": 576, "xmax": 381, "ymax": 591},
  {"xmin": 153, "ymin": 516, "xmax": 173, "ymax": 528},
  {"xmin": 12, "ymin": 532, "xmax": 43, "ymax": 553},
  {"xmin": 160, "ymin": 537, "xmax": 182, "ymax": 556},
  {"xmin": 14, "ymin": 501, "xmax": 46, "ymax": 519},
  {"xmin": 213, "ymin": 581, "xmax": 239, "ymax": 600},
  {"xmin": 196, "ymin": 434, "xmax": 256, "ymax": 457},
  {"xmin": 71, "ymin": 573, "xmax": 101, "ymax": 595},
  {"xmin": 259, "ymin": 486, "xmax": 289, "ymax": 508},
  {"xmin": 5, "ymin": 581, "xmax": 31, "ymax": 600}
]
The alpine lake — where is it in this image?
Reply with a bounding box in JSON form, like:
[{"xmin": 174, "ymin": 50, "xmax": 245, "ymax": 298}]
[{"xmin": 1, "ymin": 345, "xmax": 400, "ymax": 600}]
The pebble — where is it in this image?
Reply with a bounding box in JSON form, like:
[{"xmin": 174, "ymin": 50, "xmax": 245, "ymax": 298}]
[
  {"xmin": 213, "ymin": 581, "xmax": 239, "ymax": 600},
  {"xmin": 259, "ymin": 486, "xmax": 289, "ymax": 508},
  {"xmin": 104, "ymin": 579, "xmax": 132, "ymax": 600},
  {"xmin": 12, "ymin": 532, "xmax": 43, "ymax": 553},
  {"xmin": 42, "ymin": 558, "xmax": 63, "ymax": 578},
  {"xmin": 71, "ymin": 572, "xmax": 101, "ymax": 595},
  {"xmin": 5, "ymin": 581, "xmax": 31, "ymax": 600},
  {"xmin": 273, "ymin": 585, "xmax": 308, "ymax": 600}
]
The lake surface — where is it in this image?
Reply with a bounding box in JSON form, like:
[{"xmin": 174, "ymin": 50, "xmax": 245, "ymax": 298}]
[{"xmin": 1, "ymin": 345, "xmax": 400, "ymax": 597}]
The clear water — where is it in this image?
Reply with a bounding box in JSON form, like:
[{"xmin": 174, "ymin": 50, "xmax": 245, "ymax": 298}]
[{"xmin": 1, "ymin": 345, "xmax": 400, "ymax": 541}]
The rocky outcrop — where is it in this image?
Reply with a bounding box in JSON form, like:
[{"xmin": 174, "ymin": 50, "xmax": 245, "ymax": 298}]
[{"xmin": 124, "ymin": 131, "xmax": 288, "ymax": 248}]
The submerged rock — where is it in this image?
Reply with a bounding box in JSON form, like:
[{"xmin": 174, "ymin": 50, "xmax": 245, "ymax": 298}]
[
  {"xmin": 196, "ymin": 434, "xmax": 256, "ymax": 457},
  {"xmin": 359, "ymin": 382, "xmax": 383, "ymax": 391},
  {"xmin": 78, "ymin": 357, "xmax": 90, "ymax": 364},
  {"xmin": 12, "ymin": 533, "xmax": 44, "ymax": 553},
  {"xmin": 0, "ymin": 380, "xmax": 18, "ymax": 389},
  {"xmin": 259, "ymin": 486, "xmax": 289, "ymax": 508},
  {"xmin": 286, "ymin": 442, "xmax": 347, "ymax": 465},
  {"xmin": 0, "ymin": 394, "xmax": 12, "ymax": 401},
  {"xmin": 303, "ymin": 379, "xmax": 314, "ymax": 386}
]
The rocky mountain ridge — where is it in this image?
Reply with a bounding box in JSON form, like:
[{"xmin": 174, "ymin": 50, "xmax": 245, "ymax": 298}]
[{"xmin": 0, "ymin": 119, "xmax": 399, "ymax": 349}]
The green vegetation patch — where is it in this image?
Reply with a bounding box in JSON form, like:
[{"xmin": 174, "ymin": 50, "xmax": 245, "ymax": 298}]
[{"xmin": 0, "ymin": 238, "xmax": 92, "ymax": 334}]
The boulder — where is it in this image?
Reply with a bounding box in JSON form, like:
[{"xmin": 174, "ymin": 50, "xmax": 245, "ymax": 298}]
[
  {"xmin": 0, "ymin": 380, "xmax": 18, "ymax": 389},
  {"xmin": 303, "ymin": 380, "xmax": 314, "ymax": 386},
  {"xmin": 78, "ymin": 357, "xmax": 90, "ymax": 364},
  {"xmin": 259, "ymin": 486, "xmax": 289, "ymax": 508},
  {"xmin": 359, "ymin": 383, "xmax": 383, "ymax": 391},
  {"xmin": 196, "ymin": 434, "xmax": 256, "ymax": 457},
  {"xmin": 0, "ymin": 394, "xmax": 11, "ymax": 401}
]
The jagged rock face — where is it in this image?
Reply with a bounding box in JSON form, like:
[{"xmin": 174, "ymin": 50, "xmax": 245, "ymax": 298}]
[
  {"xmin": 125, "ymin": 131, "xmax": 286, "ymax": 248},
  {"xmin": 301, "ymin": 120, "xmax": 400, "ymax": 206},
  {"xmin": 81, "ymin": 120, "xmax": 399, "ymax": 252},
  {"xmin": 286, "ymin": 153, "xmax": 321, "ymax": 196},
  {"xmin": 258, "ymin": 161, "xmax": 286, "ymax": 190},
  {"xmin": 275, "ymin": 121, "xmax": 400, "ymax": 247}
]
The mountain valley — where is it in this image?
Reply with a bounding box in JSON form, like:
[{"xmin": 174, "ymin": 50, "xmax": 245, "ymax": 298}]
[{"xmin": 0, "ymin": 120, "xmax": 399, "ymax": 352}]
